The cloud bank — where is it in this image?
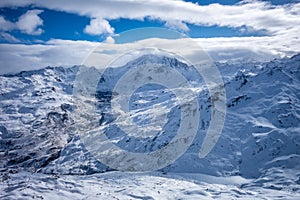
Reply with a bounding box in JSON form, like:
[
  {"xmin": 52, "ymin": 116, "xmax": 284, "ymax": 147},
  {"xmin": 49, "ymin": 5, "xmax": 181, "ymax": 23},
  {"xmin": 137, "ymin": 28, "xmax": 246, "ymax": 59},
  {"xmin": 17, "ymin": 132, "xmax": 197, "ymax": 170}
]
[
  {"xmin": 0, "ymin": 34, "xmax": 298, "ymax": 74},
  {"xmin": 0, "ymin": 0, "xmax": 299, "ymax": 73},
  {"xmin": 0, "ymin": 40, "xmax": 98, "ymax": 74},
  {"xmin": 1, "ymin": 0, "xmax": 299, "ymax": 37}
]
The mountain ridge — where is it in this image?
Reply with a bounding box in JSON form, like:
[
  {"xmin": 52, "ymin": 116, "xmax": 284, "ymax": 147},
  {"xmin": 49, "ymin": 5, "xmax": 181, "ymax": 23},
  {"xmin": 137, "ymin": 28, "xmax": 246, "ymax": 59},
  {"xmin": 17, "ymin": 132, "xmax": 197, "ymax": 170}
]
[{"xmin": 0, "ymin": 54, "xmax": 299, "ymax": 182}]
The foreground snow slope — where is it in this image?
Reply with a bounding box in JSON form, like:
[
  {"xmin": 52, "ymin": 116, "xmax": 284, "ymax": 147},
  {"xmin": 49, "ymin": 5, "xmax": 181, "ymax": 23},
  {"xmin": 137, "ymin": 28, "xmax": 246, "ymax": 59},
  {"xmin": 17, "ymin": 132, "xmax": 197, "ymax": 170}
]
[
  {"xmin": 0, "ymin": 54, "xmax": 299, "ymax": 199},
  {"xmin": 1, "ymin": 171, "xmax": 299, "ymax": 200}
]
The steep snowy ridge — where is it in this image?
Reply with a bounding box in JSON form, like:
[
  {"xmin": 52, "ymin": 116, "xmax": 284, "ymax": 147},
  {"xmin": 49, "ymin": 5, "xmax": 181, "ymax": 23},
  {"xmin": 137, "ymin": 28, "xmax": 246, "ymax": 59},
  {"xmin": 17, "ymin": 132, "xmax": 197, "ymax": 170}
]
[
  {"xmin": 0, "ymin": 66, "xmax": 79, "ymax": 171},
  {"xmin": 0, "ymin": 54, "xmax": 299, "ymax": 199}
]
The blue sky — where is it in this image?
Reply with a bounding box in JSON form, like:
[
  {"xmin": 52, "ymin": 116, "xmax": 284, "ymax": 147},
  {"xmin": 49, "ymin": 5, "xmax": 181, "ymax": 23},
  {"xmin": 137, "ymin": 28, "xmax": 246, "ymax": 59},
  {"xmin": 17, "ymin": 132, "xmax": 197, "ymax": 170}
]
[
  {"xmin": 0, "ymin": 0, "xmax": 298, "ymax": 43},
  {"xmin": 0, "ymin": 0, "xmax": 299, "ymax": 74}
]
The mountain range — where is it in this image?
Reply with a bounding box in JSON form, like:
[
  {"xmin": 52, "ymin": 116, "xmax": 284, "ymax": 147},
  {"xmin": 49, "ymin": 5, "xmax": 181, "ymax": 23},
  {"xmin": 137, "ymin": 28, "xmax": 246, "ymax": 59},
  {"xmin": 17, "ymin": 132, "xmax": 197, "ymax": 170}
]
[{"xmin": 0, "ymin": 54, "xmax": 299, "ymax": 199}]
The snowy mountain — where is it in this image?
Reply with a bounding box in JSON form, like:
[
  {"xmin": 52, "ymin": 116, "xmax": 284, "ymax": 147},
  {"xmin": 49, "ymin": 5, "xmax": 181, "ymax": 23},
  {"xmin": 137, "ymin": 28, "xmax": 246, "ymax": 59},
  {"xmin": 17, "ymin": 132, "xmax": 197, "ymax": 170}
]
[{"xmin": 0, "ymin": 54, "xmax": 299, "ymax": 199}]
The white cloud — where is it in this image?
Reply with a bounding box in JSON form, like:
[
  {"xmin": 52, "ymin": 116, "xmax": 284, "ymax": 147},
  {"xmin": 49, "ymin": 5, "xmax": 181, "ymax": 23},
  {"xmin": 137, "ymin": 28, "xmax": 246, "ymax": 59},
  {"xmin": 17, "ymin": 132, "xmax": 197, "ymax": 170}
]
[
  {"xmin": 0, "ymin": 9, "xmax": 44, "ymax": 38},
  {"xmin": 0, "ymin": 0, "xmax": 299, "ymax": 37},
  {"xmin": 0, "ymin": 16, "xmax": 15, "ymax": 31},
  {"xmin": 84, "ymin": 18, "xmax": 114, "ymax": 35},
  {"xmin": 104, "ymin": 36, "xmax": 115, "ymax": 44},
  {"xmin": 1, "ymin": 33, "xmax": 299, "ymax": 74},
  {"xmin": 0, "ymin": 0, "xmax": 299, "ymax": 73},
  {"xmin": 83, "ymin": 35, "xmax": 300, "ymax": 68},
  {"xmin": 164, "ymin": 20, "xmax": 189, "ymax": 32},
  {"xmin": 0, "ymin": 32, "xmax": 20, "ymax": 43},
  {"xmin": 16, "ymin": 10, "xmax": 44, "ymax": 35},
  {"xmin": 0, "ymin": 39, "xmax": 98, "ymax": 74},
  {"xmin": 195, "ymin": 36, "xmax": 289, "ymax": 62}
]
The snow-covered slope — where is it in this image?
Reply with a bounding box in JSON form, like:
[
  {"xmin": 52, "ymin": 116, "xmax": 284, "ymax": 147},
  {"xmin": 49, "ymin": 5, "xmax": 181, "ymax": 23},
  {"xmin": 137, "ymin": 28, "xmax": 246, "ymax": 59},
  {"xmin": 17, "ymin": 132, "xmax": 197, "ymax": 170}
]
[
  {"xmin": 0, "ymin": 66, "xmax": 78, "ymax": 172},
  {"xmin": 0, "ymin": 54, "xmax": 299, "ymax": 199}
]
